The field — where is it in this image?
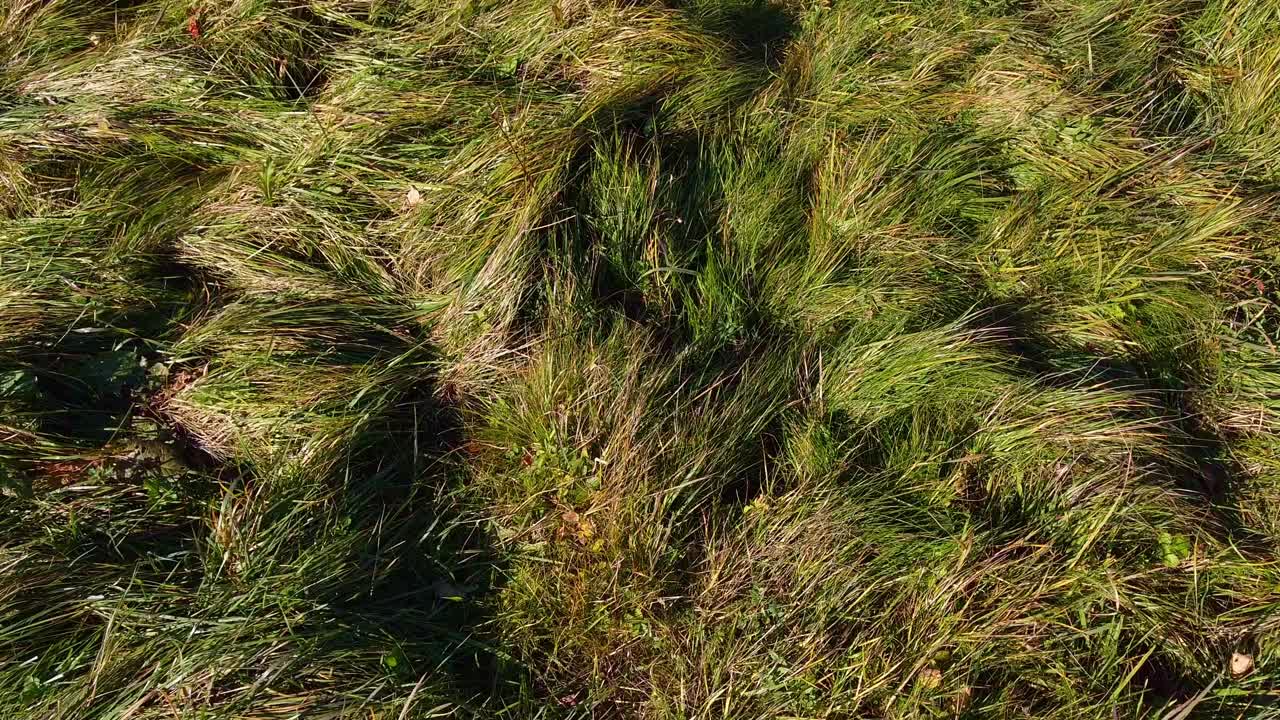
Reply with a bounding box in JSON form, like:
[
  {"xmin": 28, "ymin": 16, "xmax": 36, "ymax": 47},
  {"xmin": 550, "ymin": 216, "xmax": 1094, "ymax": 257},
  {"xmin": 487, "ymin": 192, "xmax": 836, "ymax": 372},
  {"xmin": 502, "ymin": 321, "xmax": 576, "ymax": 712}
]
[{"xmin": 3, "ymin": 0, "xmax": 1280, "ymax": 717}]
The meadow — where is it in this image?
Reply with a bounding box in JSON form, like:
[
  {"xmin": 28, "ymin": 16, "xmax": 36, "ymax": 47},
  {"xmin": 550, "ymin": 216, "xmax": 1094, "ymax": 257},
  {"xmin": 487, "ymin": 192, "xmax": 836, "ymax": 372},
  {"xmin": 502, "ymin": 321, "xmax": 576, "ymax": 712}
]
[{"xmin": 2, "ymin": 0, "xmax": 1280, "ymax": 717}]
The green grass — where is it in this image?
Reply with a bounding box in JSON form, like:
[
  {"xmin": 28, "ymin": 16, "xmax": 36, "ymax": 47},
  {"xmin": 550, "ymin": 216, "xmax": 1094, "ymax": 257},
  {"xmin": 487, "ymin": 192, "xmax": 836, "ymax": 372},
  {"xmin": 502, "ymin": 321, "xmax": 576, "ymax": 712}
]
[{"xmin": 2, "ymin": 0, "xmax": 1280, "ymax": 717}]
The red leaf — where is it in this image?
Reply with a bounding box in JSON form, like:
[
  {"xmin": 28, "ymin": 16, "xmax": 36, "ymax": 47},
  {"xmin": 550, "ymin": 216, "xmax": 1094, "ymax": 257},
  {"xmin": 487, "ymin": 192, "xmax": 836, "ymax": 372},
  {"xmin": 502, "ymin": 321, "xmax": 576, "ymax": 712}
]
[{"xmin": 187, "ymin": 15, "xmax": 201, "ymax": 39}]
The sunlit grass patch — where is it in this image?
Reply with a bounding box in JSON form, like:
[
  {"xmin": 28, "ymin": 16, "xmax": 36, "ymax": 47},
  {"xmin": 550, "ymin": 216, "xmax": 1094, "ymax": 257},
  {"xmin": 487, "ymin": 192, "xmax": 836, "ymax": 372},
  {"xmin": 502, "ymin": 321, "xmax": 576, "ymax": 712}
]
[{"xmin": 2, "ymin": 0, "xmax": 1280, "ymax": 717}]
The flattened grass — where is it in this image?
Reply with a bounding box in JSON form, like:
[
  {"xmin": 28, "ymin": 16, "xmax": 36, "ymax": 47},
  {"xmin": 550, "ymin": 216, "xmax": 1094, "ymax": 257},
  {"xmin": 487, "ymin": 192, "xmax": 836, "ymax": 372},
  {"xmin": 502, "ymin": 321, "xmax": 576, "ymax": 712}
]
[{"xmin": 2, "ymin": 0, "xmax": 1280, "ymax": 718}]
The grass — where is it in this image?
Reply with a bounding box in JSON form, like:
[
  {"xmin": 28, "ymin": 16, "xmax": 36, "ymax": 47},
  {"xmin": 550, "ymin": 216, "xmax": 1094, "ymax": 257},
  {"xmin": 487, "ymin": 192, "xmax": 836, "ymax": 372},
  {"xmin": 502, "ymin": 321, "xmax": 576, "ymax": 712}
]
[{"xmin": 2, "ymin": 0, "xmax": 1280, "ymax": 717}]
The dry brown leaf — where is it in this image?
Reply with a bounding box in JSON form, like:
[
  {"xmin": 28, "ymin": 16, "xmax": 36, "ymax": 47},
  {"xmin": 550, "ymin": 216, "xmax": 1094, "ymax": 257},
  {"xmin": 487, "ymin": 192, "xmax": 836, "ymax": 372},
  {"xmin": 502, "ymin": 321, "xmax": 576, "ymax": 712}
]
[
  {"xmin": 1231, "ymin": 652, "xmax": 1254, "ymax": 677},
  {"xmin": 917, "ymin": 668, "xmax": 942, "ymax": 689}
]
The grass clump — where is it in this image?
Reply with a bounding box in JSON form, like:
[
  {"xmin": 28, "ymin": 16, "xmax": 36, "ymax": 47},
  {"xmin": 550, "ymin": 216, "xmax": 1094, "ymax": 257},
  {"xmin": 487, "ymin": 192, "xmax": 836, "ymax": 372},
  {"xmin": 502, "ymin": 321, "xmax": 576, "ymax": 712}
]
[{"xmin": 2, "ymin": 0, "xmax": 1280, "ymax": 718}]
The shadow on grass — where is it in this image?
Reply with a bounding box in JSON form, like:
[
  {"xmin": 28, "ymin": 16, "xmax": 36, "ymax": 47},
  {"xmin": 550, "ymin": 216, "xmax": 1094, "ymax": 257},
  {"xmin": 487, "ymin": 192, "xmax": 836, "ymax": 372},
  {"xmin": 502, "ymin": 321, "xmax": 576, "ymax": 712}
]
[
  {"xmin": 316, "ymin": 387, "xmax": 524, "ymax": 705},
  {"xmin": 674, "ymin": 0, "xmax": 797, "ymax": 69},
  {"xmin": 962, "ymin": 298, "xmax": 1275, "ymax": 553}
]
